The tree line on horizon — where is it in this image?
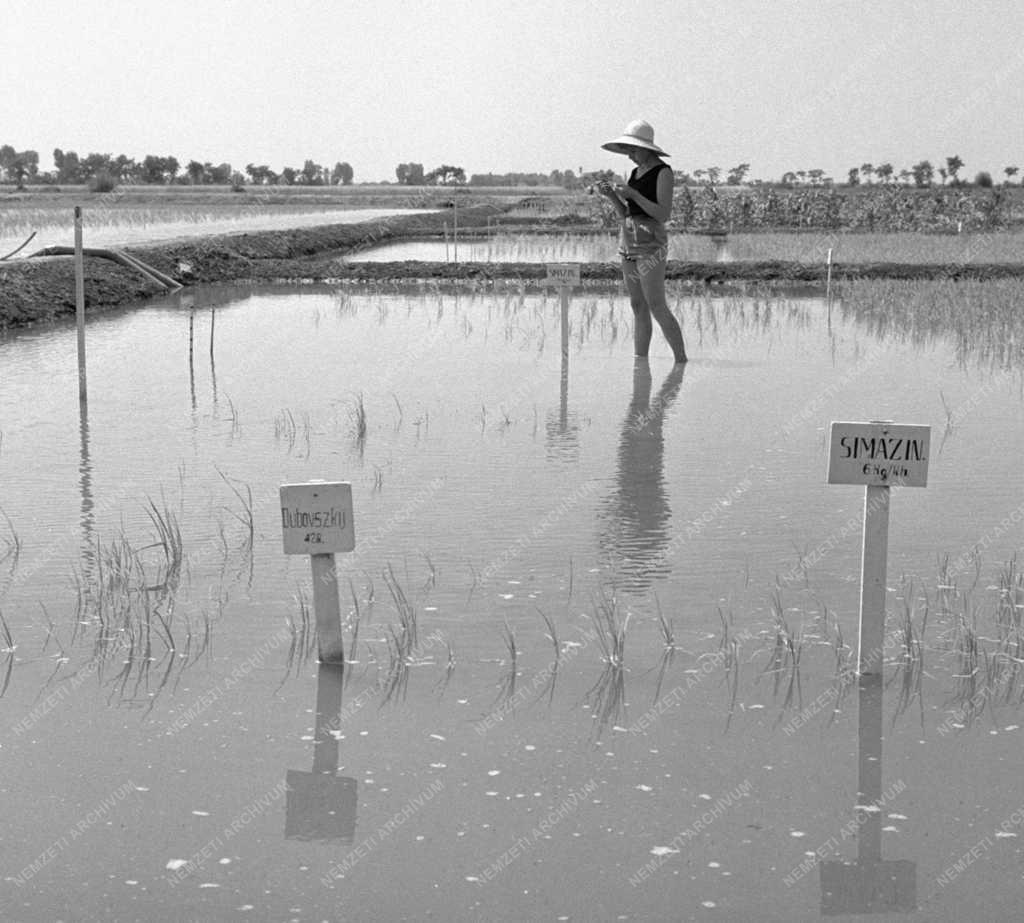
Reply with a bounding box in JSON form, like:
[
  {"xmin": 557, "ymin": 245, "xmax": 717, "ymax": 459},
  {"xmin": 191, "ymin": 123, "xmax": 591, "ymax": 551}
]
[{"xmin": 0, "ymin": 144, "xmax": 1020, "ymax": 191}]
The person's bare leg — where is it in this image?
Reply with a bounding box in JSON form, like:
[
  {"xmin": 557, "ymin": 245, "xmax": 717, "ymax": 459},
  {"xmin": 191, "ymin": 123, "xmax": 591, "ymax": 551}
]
[
  {"xmin": 638, "ymin": 254, "xmax": 687, "ymax": 363},
  {"xmin": 622, "ymin": 258, "xmax": 653, "ymax": 357}
]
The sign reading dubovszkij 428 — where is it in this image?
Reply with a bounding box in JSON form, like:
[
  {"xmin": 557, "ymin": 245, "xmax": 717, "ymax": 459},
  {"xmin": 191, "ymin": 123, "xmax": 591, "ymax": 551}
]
[
  {"xmin": 827, "ymin": 422, "xmax": 931, "ymax": 487},
  {"xmin": 280, "ymin": 482, "xmax": 355, "ymax": 554}
]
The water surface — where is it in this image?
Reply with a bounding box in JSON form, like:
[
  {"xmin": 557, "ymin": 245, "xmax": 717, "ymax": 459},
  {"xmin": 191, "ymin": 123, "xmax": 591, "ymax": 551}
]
[{"xmin": 1, "ymin": 280, "xmax": 1022, "ymax": 921}]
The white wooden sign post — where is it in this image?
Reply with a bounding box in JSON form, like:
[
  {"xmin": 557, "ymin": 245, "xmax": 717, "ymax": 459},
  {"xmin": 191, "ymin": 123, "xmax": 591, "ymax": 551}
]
[
  {"xmin": 280, "ymin": 481, "xmax": 355, "ymax": 664},
  {"xmin": 542, "ymin": 263, "xmax": 580, "ymax": 362},
  {"xmin": 827, "ymin": 421, "xmax": 930, "ymax": 675},
  {"xmin": 74, "ymin": 206, "xmax": 87, "ymax": 401}
]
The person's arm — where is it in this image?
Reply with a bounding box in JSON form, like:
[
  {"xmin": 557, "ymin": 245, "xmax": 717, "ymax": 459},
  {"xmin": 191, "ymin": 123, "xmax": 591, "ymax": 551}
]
[
  {"xmin": 596, "ymin": 179, "xmax": 629, "ymax": 218},
  {"xmin": 620, "ymin": 167, "xmax": 673, "ymax": 223}
]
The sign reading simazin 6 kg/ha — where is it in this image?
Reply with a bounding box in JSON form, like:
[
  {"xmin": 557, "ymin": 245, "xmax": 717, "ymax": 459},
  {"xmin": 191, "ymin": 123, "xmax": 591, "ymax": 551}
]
[
  {"xmin": 827, "ymin": 421, "xmax": 930, "ymax": 488},
  {"xmin": 280, "ymin": 481, "xmax": 355, "ymax": 555}
]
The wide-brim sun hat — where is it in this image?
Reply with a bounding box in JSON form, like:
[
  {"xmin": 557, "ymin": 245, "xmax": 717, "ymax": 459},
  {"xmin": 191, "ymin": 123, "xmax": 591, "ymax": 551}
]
[{"xmin": 601, "ymin": 119, "xmax": 670, "ymax": 157}]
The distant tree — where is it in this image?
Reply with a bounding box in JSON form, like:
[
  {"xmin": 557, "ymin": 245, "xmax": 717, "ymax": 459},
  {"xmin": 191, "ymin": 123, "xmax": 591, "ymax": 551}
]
[
  {"xmin": 693, "ymin": 168, "xmax": 706, "ymax": 184},
  {"xmin": 1003, "ymin": 165, "xmax": 1019, "ymax": 185},
  {"xmin": 279, "ymin": 166, "xmax": 297, "ymax": 185},
  {"xmin": 209, "ymin": 162, "xmax": 232, "ymax": 184},
  {"xmin": 114, "ymin": 154, "xmax": 136, "ymax": 182},
  {"xmin": 945, "ymin": 155, "xmax": 963, "ymax": 185},
  {"xmin": 673, "ymin": 169, "xmax": 694, "ymax": 185},
  {"xmin": 395, "ymin": 162, "xmax": 425, "ymax": 184},
  {"xmin": 911, "ymin": 160, "xmax": 933, "ymax": 187},
  {"xmin": 245, "ymin": 163, "xmax": 276, "ymax": 185},
  {"xmin": 847, "ymin": 167, "xmax": 860, "ymax": 186},
  {"xmin": 780, "ymin": 171, "xmax": 797, "ymax": 186},
  {"xmin": 53, "ymin": 148, "xmax": 83, "ymax": 184},
  {"xmin": 337, "ymin": 161, "xmax": 353, "ymax": 185},
  {"xmin": 807, "ymin": 168, "xmax": 826, "ymax": 185},
  {"xmin": 974, "ymin": 171, "xmax": 993, "ymax": 188},
  {"xmin": 875, "ymin": 163, "xmax": 893, "ymax": 184},
  {"xmin": 938, "ymin": 166, "xmax": 948, "ymax": 184},
  {"xmin": 230, "ymin": 171, "xmax": 246, "ymax": 191},
  {"xmin": 726, "ymin": 163, "xmax": 750, "ymax": 185},
  {"xmin": 860, "ymin": 163, "xmax": 874, "ymax": 184},
  {"xmin": 1, "ymin": 148, "xmax": 39, "ymax": 187},
  {"xmin": 796, "ymin": 170, "xmax": 807, "ymax": 184},
  {"xmin": 705, "ymin": 166, "xmax": 721, "ymax": 185},
  {"xmin": 425, "ymin": 164, "xmax": 465, "ymax": 185},
  {"xmin": 300, "ymin": 160, "xmax": 325, "ymax": 185},
  {"xmin": 187, "ymin": 160, "xmax": 206, "ymax": 184},
  {"xmin": 898, "ymin": 169, "xmax": 912, "ymax": 185}
]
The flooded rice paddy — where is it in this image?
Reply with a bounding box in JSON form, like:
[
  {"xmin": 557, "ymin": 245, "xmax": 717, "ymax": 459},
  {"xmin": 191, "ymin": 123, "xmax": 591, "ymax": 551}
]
[{"xmin": 1, "ymin": 277, "xmax": 1023, "ymax": 921}]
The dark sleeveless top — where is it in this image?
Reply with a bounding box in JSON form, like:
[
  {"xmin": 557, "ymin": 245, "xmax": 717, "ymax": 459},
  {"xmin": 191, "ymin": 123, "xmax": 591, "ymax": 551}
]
[{"xmin": 626, "ymin": 162, "xmax": 669, "ymax": 217}]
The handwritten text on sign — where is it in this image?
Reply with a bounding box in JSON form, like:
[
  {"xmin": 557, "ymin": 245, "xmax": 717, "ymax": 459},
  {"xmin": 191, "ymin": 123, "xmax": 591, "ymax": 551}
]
[
  {"xmin": 543, "ymin": 263, "xmax": 580, "ymax": 287},
  {"xmin": 280, "ymin": 482, "xmax": 355, "ymax": 554},
  {"xmin": 827, "ymin": 422, "xmax": 930, "ymax": 487}
]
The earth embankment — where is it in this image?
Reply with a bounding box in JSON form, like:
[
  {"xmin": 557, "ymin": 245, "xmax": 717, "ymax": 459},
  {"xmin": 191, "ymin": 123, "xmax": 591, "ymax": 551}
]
[{"xmin": 3, "ymin": 204, "xmax": 1024, "ymax": 327}]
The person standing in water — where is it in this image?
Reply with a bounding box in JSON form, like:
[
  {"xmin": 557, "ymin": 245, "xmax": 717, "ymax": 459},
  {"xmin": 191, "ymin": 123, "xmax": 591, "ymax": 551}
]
[{"xmin": 595, "ymin": 119, "xmax": 687, "ymax": 364}]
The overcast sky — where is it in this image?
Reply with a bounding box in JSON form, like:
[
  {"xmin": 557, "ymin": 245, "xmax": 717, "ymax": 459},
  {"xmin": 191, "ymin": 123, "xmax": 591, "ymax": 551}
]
[{"xmin": 3, "ymin": 0, "xmax": 1022, "ymax": 183}]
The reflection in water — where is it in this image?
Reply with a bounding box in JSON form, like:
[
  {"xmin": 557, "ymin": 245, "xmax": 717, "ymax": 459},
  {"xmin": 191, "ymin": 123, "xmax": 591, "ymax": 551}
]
[
  {"xmin": 78, "ymin": 394, "xmax": 96, "ymax": 591},
  {"xmin": 597, "ymin": 361, "xmax": 685, "ymax": 592},
  {"xmin": 545, "ymin": 349, "xmax": 580, "ymax": 463},
  {"xmin": 820, "ymin": 674, "xmax": 917, "ymax": 914},
  {"xmin": 285, "ymin": 663, "xmax": 358, "ymax": 842}
]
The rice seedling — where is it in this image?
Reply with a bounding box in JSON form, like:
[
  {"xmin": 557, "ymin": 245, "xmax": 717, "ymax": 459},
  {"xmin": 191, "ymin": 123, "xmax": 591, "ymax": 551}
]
[
  {"xmin": 0, "ymin": 507, "xmax": 22, "ymax": 587},
  {"xmin": 391, "ymin": 393, "xmax": 403, "ymax": 429},
  {"xmin": 655, "ymin": 597, "xmax": 676, "ymax": 651},
  {"xmin": 422, "ymin": 553, "xmax": 437, "ymax": 589},
  {"xmin": 350, "ymin": 392, "xmax": 368, "ymax": 444},
  {"xmin": 586, "ymin": 588, "xmax": 630, "ymax": 668},
  {"xmin": 274, "ymin": 407, "xmax": 296, "ymax": 446},
  {"xmin": 382, "ymin": 562, "xmax": 418, "ymax": 650},
  {"xmin": 537, "ymin": 607, "xmax": 560, "ymax": 666},
  {"xmin": 0, "ymin": 607, "xmax": 15, "ymax": 653},
  {"xmin": 143, "ymin": 495, "xmax": 185, "ymax": 589},
  {"xmin": 283, "ymin": 584, "xmax": 317, "ymax": 680},
  {"xmin": 215, "ymin": 467, "xmax": 255, "ymax": 551}
]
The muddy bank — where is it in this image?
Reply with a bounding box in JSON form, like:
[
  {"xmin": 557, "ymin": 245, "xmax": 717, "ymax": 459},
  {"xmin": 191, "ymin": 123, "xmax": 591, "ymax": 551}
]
[{"xmin": 4, "ymin": 204, "xmax": 1024, "ymax": 327}]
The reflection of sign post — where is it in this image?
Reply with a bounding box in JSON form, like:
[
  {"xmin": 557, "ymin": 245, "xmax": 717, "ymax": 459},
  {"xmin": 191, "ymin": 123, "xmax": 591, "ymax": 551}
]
[
  {"xmin": 286, "ymin": 663, "xmax": 358, "ymax": 841},
  {"xmin": 280, "ymin": 481, "xmax": 354, "ymax": 663},
  {"xmin": 543, "ymin": 263, "xmax": 580, "ymax": 362},
  {"xmin": 819, "ymin": 674, "xmax": 916, "ymax": 914},
  {"xmin": 827, "ymin": 422, "xmax": 930, "ymax": 675}
]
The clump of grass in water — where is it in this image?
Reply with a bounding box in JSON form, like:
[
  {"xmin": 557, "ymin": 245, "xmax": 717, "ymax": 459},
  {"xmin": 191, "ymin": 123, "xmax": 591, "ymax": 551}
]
[
  {"xmin": 350, "ymin": 392, "xmax": 368, "ymax": 446},
  {"xmin": 759, "ymin": 588, "xmax": 803, "ymax": 722},
  {"xmin": 586, "ymin": 588, "xmax": 629, "ymax": 668}
]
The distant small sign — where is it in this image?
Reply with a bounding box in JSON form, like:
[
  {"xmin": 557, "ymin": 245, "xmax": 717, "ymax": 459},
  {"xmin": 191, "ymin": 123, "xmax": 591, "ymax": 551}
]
[
  {"xmin": 280, "ymin": 482, "xmax": 355, "ymax": 554},
  {"xmin": 543, "ymin": 263, "xmax": 580, "ymax": 287},
  {"xmin": 827, "ymin": 422, "xmax": 930, "ymax": 487}
]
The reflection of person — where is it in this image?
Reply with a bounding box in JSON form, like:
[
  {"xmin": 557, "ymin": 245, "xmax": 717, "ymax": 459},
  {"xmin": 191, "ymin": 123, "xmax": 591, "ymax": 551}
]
[
  {"xmin": 596, "ymin": 119, "xmax": 687, "ymax": 364},
  {"xmin": 598, "ymin": 360, "xmax": 685, "ymax": 591}
]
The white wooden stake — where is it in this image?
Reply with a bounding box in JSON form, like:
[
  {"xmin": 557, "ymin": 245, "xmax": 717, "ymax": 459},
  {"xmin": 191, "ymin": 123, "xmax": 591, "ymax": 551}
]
[
  {"xmin": 310, "ymin": 554, "xmax": 345, "ymax": 663},
  {"xmin": 560, "ymin": 286, "xmax": 570, "ymax": 362},
  {"xmin": 858, "ymin": 485, "xmax": 890, "ymax": 675},
  {"xmin": 74, "ymin": 206, "xmax": 87, "ymax": 401}
]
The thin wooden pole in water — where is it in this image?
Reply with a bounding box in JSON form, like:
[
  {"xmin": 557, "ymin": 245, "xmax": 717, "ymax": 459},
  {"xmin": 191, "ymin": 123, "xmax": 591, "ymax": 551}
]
[
  {"xmin": 74, "ymin": 206, "xmax": 87, "ymax": 401},
  {"xmin": 560, "ymin": 287, "xmax": 570, "ymax": 362},
  {"xmin": 209, "ymin": 307, "xmax": 216, "ymax": 360},
  {"xmin": 444, "ymin": 222, "xmax": 450, "ymax": 262},
  {"xmin": 310, "ymin": 553, "xmax": 345, "ymax": 663},
  {"xmin": 858, "ymin": 485, "xmax": 889, "ymax": 675},
  {"xmin": 825, "ymin": 247, "xmax": 834, "ymax": 319},
  {"xmin": 452, "ymin": 200, "xmax": 458, "ymax": 265}
]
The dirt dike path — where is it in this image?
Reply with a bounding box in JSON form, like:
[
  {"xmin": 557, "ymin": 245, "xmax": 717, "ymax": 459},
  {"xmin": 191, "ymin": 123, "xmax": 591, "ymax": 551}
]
[{"xmin": 3, "ymin": 205, "xmax": 1024, "ymax": 328}]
